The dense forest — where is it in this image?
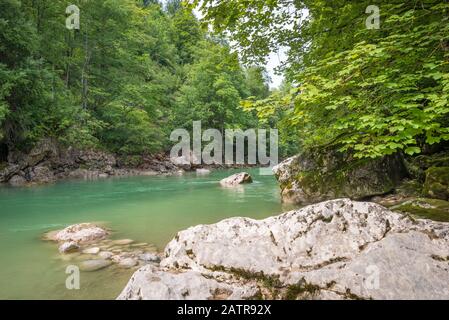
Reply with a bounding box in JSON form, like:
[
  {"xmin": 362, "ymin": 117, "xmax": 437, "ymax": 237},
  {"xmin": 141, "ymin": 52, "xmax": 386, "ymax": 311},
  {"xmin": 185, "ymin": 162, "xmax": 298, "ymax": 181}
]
[
  {"xmin": 1, "ymin": 0, "xmax": 449, "ymax": 164},
  {"xmin": 0, "ymin": 0, "xmax": 281, "ymax": 162}
]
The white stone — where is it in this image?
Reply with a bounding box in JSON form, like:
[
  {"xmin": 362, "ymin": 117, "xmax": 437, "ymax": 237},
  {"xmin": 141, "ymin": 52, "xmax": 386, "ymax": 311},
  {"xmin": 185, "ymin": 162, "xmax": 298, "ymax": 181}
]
[
  {"xmin": 118, "ymin": 258, "xmax": 138, "ymax": 268},
  {"xmin": 58, "ymin": 241, "xmax": 80, "ymax": 254},
  {"xmin": 111, "ymin": 239, "xmax": 134, "ymax": 246},
  {"xmin": 120, "ymin": 199, "xmax": 449, "ymax": 300},
  {"xmin": 47, "ymin": 223, "xmax": 108, "ymax": 243},
  {"xmin": 219, "ymin": 172, "xmax": 252, "ymax": 187},
  {"xmin": 98, "ymin": 251, "xmax": 114, "ymax": 259},
  {"xmin": 79, "ymin": 259, "xmax": 112, "ymax": 272}
]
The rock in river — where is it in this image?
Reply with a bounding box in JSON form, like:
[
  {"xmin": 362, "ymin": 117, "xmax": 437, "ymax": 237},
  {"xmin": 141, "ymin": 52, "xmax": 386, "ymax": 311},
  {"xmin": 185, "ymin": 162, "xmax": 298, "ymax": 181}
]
[
  {"xmin": 219, "ymin": 172, "xmax": 252, "ymax": 187},
  {"xmin": 119, "ymin": 199, "xmax": 449, "ymax": 300},
  {"xmin": 44, "ymin": 223, "xmax": 109, "ymax": 244},
  {"xmin": 80, "ymin": 259, "xmax": 112, "ymax": 272},
  {"xmin": 82, "ymin": 247, "xmax": 100, "ymax": 255},
  {"xmin": 58, "ymin": 241, "xmax": 80, "ymax": 254},
  {"xmin": 138, "ymin": 253, "xmax": 161, "ymax": 263},
  {"xmin": 118, "ymin": 265, "xmax": 258, "ymax": 300}
]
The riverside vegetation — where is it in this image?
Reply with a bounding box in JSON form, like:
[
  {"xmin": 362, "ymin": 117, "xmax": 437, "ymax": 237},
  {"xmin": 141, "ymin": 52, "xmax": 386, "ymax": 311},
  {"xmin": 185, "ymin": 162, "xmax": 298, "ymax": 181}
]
[{"xmin": 1, "ymin": 0, "xmax": 449, "ymax": 300}]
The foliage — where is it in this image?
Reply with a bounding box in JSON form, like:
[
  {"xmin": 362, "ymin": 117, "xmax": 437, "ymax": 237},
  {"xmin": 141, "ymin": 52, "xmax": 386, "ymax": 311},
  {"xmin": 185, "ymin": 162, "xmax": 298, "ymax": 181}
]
[
  {"xmin": 0, "ymin": 0, "xmax": 272, "ymax": 156},
  {"xmin": 192, "ymin": 0, "xmax": 449, "ymax": 158}
]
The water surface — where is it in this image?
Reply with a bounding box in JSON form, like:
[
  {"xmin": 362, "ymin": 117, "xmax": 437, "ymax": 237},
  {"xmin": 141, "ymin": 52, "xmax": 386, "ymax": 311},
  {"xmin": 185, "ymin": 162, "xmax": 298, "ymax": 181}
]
[{"xmin": 0, "ymin": 168, "xmax": 292, "ymax": 299}]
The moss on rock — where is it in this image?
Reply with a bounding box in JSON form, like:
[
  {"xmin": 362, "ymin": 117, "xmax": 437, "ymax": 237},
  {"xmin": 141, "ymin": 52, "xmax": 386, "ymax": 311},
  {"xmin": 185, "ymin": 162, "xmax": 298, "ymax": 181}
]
[
  {"xmin": 390, "ymin": 198, "xmax": 449, "ymax": 222},
  {"xmin": 423, "ymin": 167, "xmax": 449, "ymax": 201}
]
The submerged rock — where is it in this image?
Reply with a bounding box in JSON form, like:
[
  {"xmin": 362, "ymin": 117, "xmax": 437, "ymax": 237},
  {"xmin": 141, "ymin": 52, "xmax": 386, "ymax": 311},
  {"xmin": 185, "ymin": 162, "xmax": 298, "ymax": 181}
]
[
  {"xmin": 111, "ymin": 239, "xmax": 134, "ymax": 246},
  {"xmin": 196, "ymin": 168, "xmax": 211, "ymax": 175},
  {"xmin": 273, "ymin": 151, "xmax": 407, "ymax": 205},
  {"xmin": 138, "ymin": 253, "xmax": 161, "ymax": 263},
  {"xmin": 80, "ymin": 259, "xmax": 112, "ymax": 272},
  {"xmin": 220, "ymin": 172, "xmax": 252, "ymax": 187},
  {"xmin": 98, "ymin": 251, "xmax": 114, "ymax": 260},
  {"xmin": 118, "ymin": 258, "xmax": 138, "ymax": 269},
  {"xmin": 117, "ymin": 265, "xmax": 258, "ymax": 300},
  {"xmin": 9, "ymin": 175, "xmax": 27, "ymax": 187},
  {"xmin": 119, "ymin": 199, "xmax": 449, "ymax": 300},
  {"xmin": 389, "ymin": 198, "xmax": 449, "ymax": 222}
]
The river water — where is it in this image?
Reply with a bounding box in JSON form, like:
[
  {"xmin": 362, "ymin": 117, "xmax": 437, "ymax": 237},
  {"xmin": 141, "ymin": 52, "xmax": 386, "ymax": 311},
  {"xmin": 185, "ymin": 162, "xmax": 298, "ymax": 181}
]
[{"xmin": 0, "ymin": 168, "xmax": 294, "ymax": 299}]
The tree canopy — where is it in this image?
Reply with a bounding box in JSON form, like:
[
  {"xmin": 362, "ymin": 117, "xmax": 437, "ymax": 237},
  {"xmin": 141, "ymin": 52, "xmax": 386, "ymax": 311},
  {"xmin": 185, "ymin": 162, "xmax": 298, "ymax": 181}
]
[{"xmin": 191, "ymin": 0, "xmax": 449, "ymax": 158}]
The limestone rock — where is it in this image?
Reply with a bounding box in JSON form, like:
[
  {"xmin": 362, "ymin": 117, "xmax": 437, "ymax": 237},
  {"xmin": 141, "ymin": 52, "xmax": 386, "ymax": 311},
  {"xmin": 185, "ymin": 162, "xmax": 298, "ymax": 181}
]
[
  {"xmin": 47, "ymin": 223, "xmax": 108, "ymax": 244},
  {"xmin": 196, "ymin": 168, "xmax": 211, "ymax": 175},
  {"xmin": 9, "ymin": 175, "xmax": 27, "ymax": 187},
  {"xmin": 220, "ymin": 172, "xmax": 252, "ymax": 187},
  {"xmin": 117, "ymin": 265, "xmax": 259, "ymax": 300},
  {"xmin": 121, "ymin": 199, "xmax": 449, "ymax": 300},
  {"xmin": 58, "ymin": 241, "xmax": 80, "ymax": 254}
]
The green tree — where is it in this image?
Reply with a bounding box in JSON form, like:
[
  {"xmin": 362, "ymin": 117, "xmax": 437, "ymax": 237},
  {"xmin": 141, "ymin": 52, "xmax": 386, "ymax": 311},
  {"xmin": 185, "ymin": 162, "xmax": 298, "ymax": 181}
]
[{"xmin": 192, "ymin": 0, "xmax": 449, "ymax": 158}]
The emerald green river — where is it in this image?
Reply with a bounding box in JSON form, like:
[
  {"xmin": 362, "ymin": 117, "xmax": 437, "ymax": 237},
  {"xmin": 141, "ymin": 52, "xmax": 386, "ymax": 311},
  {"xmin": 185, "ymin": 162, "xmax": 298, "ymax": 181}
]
[{"xmin": 0, "ymin": 168, "xmax": 293, "ymax": 299}]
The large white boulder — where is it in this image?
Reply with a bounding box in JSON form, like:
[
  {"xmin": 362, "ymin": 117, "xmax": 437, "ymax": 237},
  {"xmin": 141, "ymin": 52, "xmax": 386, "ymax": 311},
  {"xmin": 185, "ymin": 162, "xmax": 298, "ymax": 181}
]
[
  {"xmin": 219, "ymin": 172, "xmax": 252, "ymax": 187},
  {"xmin": 117, "ymin": 265, "xmax": 259, "ymax": 300},
  {"xmin": 119, "ymin": 199, "xmax": 449, "ymax": 300}
]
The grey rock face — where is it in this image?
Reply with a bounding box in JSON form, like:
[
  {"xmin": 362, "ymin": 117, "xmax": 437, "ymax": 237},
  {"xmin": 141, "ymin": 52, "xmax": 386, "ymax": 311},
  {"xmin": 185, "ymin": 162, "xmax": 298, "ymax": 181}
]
[
  {"xmin": 58, "ymin": 241, "xmax": 80, "ymax": 254},
  {"xmin": 119, "ymin": 199, "xmax": 449, "ymax": 300},
  {"xmin": 82, "ymin": 247, "xmax": 100, "ymax": 255},
  {"xmin": 273, "ymin": 151, "xmax": 407, "ymax": 205},
  {"xmin": 80, "ymin": 259, "xmax": 112, "ymax": 272}
]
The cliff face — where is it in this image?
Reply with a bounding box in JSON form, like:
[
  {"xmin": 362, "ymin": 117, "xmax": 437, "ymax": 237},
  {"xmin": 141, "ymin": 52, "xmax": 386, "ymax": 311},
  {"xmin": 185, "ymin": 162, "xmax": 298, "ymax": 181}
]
[{"xmin": 118, "ymin": 199, "xmax": 449, "ymax": 300}]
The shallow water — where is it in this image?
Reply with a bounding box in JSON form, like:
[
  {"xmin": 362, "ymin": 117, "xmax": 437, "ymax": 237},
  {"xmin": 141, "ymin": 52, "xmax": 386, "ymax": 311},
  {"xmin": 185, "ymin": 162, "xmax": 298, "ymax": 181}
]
[{"xmin": 0, "ymin": 168, "xmax": 293, "ymax": 299}]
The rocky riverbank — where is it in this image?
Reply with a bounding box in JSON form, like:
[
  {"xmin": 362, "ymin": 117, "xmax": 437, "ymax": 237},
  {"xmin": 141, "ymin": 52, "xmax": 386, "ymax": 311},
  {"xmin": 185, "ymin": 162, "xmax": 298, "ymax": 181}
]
[
  {"xmin": 0, "ymin": 139, "xmax": 264, "ymax": 187},
  {"xmin": 118, "ymin": 199, "xmax": 449, "ymax": 300},
  {"xmin": 0, "ymin": 139, "xmax": 182, "ymax": 187}
]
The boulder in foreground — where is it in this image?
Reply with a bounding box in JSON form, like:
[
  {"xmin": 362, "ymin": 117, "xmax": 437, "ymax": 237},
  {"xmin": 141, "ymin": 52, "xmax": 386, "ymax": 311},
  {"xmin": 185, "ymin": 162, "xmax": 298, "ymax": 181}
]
[
  {"xmin": 119, "ymin": 199, "xmax": 449, "ymax": 300},
  {"xmin": 44, "ymin": 223, "xmax": 109, "ymax": 244}
]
